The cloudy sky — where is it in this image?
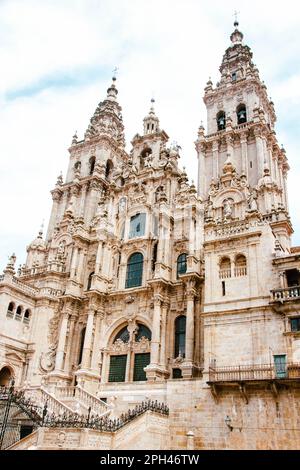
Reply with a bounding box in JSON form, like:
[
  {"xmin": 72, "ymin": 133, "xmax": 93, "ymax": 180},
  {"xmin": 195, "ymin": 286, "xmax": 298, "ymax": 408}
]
[{"xmin": 1, "ymin": 0, "xmax": 300, "ymax": 270}]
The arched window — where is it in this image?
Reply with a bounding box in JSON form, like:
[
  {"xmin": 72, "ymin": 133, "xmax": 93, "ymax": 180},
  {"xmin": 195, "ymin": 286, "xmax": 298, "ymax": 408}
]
[
  {"xmin": 125, "ymin": 253, "xmax": 143, "ymax": 288},
  {"xmin": 174, "ymin": 316, "xmax": 186, "ymax": 358},
  {"xmin": 15, "ymin": 306, "xmax": 22, "ymax": 321},
  {"xmin": 237, "ymin": 104, "xmax": 247, "ymax": 124},
  {"xmin": 77, "ymin": 328, "xmax": 86, "ymax": 365},
  {"xmin": 135, "ymin": 324, "xmax": 151, "ymax": 342},
  {"xmin": 114, "ymin": 326, "xmax": 130, "ymax": 343},
  {"xmin": 74, "ymin": 161, "xmax": 81, "ymax": 171},
  {"xmin": 105, "ymin": 159, "xmax": 113, "ymax": 179},
  {"xmin": 177, "ymin": 253, "xmax": 187, "ymax": 278},
  {"xmin": 87, "ymin": 272, "xmax": 94, "ymax": 291},
  {"xmin": 219, "ymin": 257, "xmax": 231, "ymax": 279},
  {"xmin": 234, "ymin": 254, "xmax": 247, "ymax": 277},
  {"xmin": 0, "ymin": 367, "xmax": 13, "ymax": 387},
  {"xmin": 89, "ymin": 156, "xmax": 95, "ymax": 175},
  {"xmin": 7, "ymin": 302, "xmax": 15, "ymax": 318},
  {"xmin": 151, "ymin": 242, "xmax": 158, "ymax": 273},
  {"xmin": 23, "ymin": 309, "xmax": 31, "ymax": 324},
  {"xmin": 217, "ymin": 111, "xmax": 226, "ymax": 131}
]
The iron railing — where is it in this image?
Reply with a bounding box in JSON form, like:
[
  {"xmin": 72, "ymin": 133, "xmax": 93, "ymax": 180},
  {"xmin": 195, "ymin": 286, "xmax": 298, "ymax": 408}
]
[
  {"xmin": 208, "ymin": 362, "xmax": 300, "ymax": 382},
  {"xmin": 0, "ymin": 385, "xmax": 169, "ymax": 438}
]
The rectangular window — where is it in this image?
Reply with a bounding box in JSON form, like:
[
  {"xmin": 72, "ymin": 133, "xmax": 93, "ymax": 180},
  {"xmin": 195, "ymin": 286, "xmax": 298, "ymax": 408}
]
[
  {"xmin": 108, "ymin": 355, "xmax": 127, "ymax": 382},
  {"xmin": 133, "ymin": 353, "xmax": 150, "ymax": 381},
  {"xmin": 291, "ymin": 318, "xmax": 300, "ymax": 332},
  {"xmin": 129, "ymin": 213, "xmax": 146, "ymax": 238},
  {"xmin": 232, "ymin": 72, "xmax": 237, "ymax": 81},
  {"xmin": 274, "ymin": 355, "xmax": 287, "ymax": 378},
  {"xmin": 222, "ymin": 281, "xmax": 226, "ymax": 296}
]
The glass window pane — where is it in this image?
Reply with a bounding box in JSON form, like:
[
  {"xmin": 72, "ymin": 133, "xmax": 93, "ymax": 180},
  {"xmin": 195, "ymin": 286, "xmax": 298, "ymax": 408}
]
[{"xmin": 108, "ymin": 355, "xmax": 127, "ymax": 382}]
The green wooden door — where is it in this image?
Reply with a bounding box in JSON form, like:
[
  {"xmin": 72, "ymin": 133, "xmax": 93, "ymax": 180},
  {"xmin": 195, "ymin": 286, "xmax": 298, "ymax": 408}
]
[
  {"xmin": 133, "ymin": 353, "xmax": 150, "ymax": 381},
  {"xmin": 108, "ymin": 355, "xmax": 127, "ymax": 382}
]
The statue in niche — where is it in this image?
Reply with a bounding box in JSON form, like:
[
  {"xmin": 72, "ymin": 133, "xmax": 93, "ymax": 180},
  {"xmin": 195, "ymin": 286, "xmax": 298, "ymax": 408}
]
[
  {"xmin": 119, "ymin": 197, "xmax": 127, "ymax": 214},
  {"xmin": 247, "ymin": 190, "xmax": 258, "ymax": 212},
  {"xmin": 223, "ymin": 198, "xmax": 234, "ymax": 220},
  {"xmin": 205, "ymin": 199, "xmax": 214, "ymax": 221}
]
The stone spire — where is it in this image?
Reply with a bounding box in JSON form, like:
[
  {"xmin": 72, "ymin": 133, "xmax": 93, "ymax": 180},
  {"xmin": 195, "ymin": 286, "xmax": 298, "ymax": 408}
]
[
  {"xmin": 84, "ymin": 75, "xmax": 125, "ymax": 148},
  {"xmin": 143, "ymin": 98, "xmax": 160, "ymax": 135},
  {"xmin": 219, "ymin": 20, "xmax": 254, "ymax": 80}
]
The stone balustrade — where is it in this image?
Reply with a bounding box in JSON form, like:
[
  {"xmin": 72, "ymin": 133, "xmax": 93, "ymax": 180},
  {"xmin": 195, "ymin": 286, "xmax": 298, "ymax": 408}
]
[{"xmin": 271, "ymin": 286, "xmax": 300, "ymax": 302}]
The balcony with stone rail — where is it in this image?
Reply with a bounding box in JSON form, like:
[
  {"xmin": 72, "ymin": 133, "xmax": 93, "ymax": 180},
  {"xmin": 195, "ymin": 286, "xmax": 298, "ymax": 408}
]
[{"xmin": 207, "ymin": 361, "xmax": 300, "ymax": 403}]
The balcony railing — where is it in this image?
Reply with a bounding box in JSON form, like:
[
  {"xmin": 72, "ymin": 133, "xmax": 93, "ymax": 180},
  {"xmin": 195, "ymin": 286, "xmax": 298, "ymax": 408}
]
[
  {"xmin": 219, "ymin": 269, "xmax": 231, "ymax": 279},
  {"xmin": 271, "ymin": 286, "xmax": 300, "ymax": 302},
  {"xmin": 208, "ymin": 362, "xmax": 300, "ymax": 382}
]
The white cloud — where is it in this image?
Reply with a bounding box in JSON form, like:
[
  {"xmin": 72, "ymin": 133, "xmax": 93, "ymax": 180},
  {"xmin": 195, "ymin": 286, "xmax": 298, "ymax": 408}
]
[{"xmin": 1, "ymin": 0, "xmax": 300, "ymax": 269}]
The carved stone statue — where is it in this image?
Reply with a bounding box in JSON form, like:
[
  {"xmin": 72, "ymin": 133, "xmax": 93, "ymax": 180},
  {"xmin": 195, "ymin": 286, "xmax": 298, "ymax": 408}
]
[
  {"xmin": 223, "ymin": 198, "xmax": 233, "ymax": 220},
  {"xmin": 247, "ymin": 190, "xmax": 258, "ymax": 212}
]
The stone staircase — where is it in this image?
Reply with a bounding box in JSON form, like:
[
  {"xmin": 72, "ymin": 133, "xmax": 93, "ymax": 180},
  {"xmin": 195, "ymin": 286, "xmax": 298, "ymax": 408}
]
[{"xmin": 24, "ymin": 385, "xmax": 110, "ymax": 418}]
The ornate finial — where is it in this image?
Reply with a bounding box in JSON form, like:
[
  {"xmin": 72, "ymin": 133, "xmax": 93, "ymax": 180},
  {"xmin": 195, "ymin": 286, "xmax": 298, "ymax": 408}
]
[
  {"xmin": 56, "ymin": 172, "xmax": 63, "ymax": 186},
  {"xmin": 38, "ymin": 220, "xmax": 44, "ymax": 238},
  {"xmin": 4, "ymin": 253, "xmax": 17, "ymax": 275},
  {"xmin": 112, "ymin": 66, "xmax": 119, "ymax": 80},
  {"xmin": 72, "ymin": 131, "xmax": 78, "ymax": 145},
  {"xmin": 234, "ymin": 10, "xmax": 240, "ymax": 28}
]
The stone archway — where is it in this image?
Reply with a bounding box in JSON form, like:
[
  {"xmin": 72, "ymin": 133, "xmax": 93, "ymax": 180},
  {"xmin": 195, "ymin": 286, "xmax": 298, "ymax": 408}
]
[{"xmin": 0, "ymin": 366, "xmax": 13, "ymax": 386}]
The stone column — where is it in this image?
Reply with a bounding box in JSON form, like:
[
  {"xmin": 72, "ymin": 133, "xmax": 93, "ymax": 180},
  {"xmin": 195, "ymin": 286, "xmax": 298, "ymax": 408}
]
[
  {"xmin": 70, "ymin": 246, "xmax": 79, "ymax": 279},
  {"xmin": 46, "ymin": 190, "xmax": 62, "ymax": 240},
  {"xmin": 87, "ymin": 180, "xmax": 101, "ymax": 223},
  {"xmin": 95, "ymin": 241, "xmax": 104, "ymax": 275},
  {"xmin": 185, "ymin": 287, "xmax": 195, "ymax": 363},
  {"xmin": 226, "ymin": 136, "xmax": 234, "ymax": 169},
  {"xmin": 90, "ymin": 312, "xmax": 104, "ymax": 371},
  {"xmin": 81, "ymin": 310, "xmax": 95, "ymax": 369},
  {"xmin": 64, "ymin": 314, "xmax": 77, "ymax": 373},
  {"xmin": 78, "ymin": 183, "xmax": 88, "ymax": 219},
  {"xmin": 150, "ymin": 295, "xmax": 162, "ymax": 366},
  {"xmin": 212, "ymin": 141, "xmax": 219, "ymax": 179},
  {"xmin": 240, "ymin": 132, "xmax": 248, "ymax": 177},
  {"xmin": 197, "ymin": 143, "xmax": 206, "ymax": 198},
  {"xmin": 55, "ymin": 313, "xmax": 69, "ymax": 371},
  {"xmin": 75, "ymin": 248, "xmax": 86, "ymax": 285},
  {"xmin": 159, "ymin": 302, "xmax": 168, "ymax": 369},
  {"xmin": 255, "ymin": 131, "xmax": 264, "ymax": 177}
]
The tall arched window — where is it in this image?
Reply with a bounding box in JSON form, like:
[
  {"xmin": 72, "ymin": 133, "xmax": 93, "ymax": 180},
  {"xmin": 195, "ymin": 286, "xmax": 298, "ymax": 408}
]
[
  {"xmin": 23, "ymin": 309, "xmax": 31, "ymax": 324},
  {"xmin": 219, "ymin": 257, "xmax": 231, "ymax": 279},
  {"xmin": 87, "ymin": 272, "xmax": 94, "ymax": 291},
  {"xmin": 174, "ymin": 316, "xmax": 186, "ymax": 358},
  {"xmin": 7, "ymin": 302, "xmax": 15, "ymax": 318},
  {"xmin": 105, "ymin": 159, "xmax": 113, "ymax": 179},
  {"xmin": 77, "ymin": 327, "xmax": 86, "ymax": 365},
  {"xmin": 151, "ymin": 242, "xmax": 158, "ymax": 273},
  {"xmin": 217, "ymin": 111, "xmax": 226, "ymax": 131},
  {"xmin": 237, "ymin": 104, "xmax": 247, "ymax": 124},
  {"xmin": 234, "ymin": 254, "xmax": 247, "ymax": 276},
  {"xmin": 125, "ymin": 253, "xmax": 143, "ymax": 288},
  {"xmin": 89, "ymin": 156, "xmax": 95, "ymax": 175},
  {"xmin": 177, "ymin": 253, "xmax": 187, "ymax": 278},
  {"xmin": 15, "ymin": 306, "xmax": 22, "ymax": 321}
]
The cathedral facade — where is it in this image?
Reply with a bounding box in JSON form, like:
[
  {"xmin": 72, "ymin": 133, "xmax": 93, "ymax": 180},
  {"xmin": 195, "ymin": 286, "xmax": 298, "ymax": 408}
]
[{"xmin": 0, "ymin": 22, "xmax": 300, "ymax": 450}]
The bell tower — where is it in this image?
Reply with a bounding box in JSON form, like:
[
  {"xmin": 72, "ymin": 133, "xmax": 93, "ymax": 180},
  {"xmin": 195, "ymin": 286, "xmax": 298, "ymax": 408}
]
[{"xmin": 196, "ymin": 20, "xmax": 292, "ymax": 252}]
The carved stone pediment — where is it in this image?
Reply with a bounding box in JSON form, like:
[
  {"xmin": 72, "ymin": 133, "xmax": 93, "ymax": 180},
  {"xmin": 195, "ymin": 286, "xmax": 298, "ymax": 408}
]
[{"xmin": 5, "ymin": 352, "xmax": 24, "ymax": 363}]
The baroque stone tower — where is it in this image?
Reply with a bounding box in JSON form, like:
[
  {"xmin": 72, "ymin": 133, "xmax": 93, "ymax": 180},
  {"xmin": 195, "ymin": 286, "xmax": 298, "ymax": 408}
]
[{"xmin": 1, "ymin": 22, "xmax": 300, "ymax": 451}]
